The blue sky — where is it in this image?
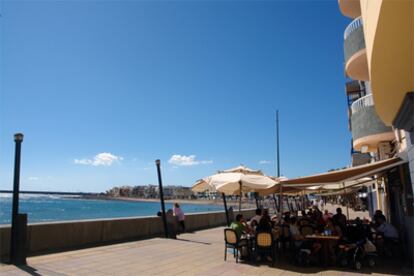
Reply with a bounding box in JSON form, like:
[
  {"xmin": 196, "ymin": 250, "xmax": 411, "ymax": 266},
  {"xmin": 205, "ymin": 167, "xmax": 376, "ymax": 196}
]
[{"xmin": 0, "ymin": 1, "xmax": 352, "ymax": 192}]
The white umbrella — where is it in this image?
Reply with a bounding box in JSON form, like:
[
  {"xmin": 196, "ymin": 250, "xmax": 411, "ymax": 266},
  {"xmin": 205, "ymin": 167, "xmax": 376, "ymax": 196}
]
[
  {"xmin": 218, "ymin": 165, "xmax": 263, "ymax": 175},
  {"xmin": 193, "ymin": 172, "xmax": 277, "ymax": 212},
  {"xmin": 204, "ymin": 172, "xmax": 276, "ymax": 195},
  {"xmin": 192, "ymin": 179, "xmax": 214, "ymax": 193}
]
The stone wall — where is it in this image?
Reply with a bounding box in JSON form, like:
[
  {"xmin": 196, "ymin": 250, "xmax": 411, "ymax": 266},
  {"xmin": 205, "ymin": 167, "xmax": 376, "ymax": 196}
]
[{"xmin": 0, "ymin": 209, "xmax": 255, "ymax": 262}]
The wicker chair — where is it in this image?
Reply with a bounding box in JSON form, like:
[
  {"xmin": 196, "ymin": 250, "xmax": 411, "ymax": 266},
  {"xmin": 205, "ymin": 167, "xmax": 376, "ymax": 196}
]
[
  {"xmin": 224, "ymin": 228, "xmax": 243, "ymax": 263},
  {"xmin": 277, "ymin": 224, "xmax": 291, "ymax": 254},
  {"xmin": 255, "ymin": 231, "xmax": 276, "ymax": 266}
]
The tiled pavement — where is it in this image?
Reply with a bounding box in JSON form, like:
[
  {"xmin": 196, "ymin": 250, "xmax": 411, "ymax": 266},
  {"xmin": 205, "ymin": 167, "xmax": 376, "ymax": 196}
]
[{"xmin": 0, "ymin": 227, "xmax": 411, "ymax": 275}]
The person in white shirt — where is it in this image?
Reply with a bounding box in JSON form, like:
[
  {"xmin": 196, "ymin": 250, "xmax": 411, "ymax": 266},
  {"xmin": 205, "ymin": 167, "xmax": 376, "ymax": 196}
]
[
  {"xmin": 250, "ymin": 208, "xmax": 262, "ymax": 228},
  {"xmin": 376, "ymin": 216, "xmax": 399, "ymax": 256},
  {"xmin": 377, "ymin": 217, "xmax": 399, "ymax": 239}
]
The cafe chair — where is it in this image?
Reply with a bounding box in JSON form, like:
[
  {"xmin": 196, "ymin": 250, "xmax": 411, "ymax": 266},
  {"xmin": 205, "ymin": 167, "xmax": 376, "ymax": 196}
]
[
  {"xmin": 224, "ymin": 228, "xmax": 243, "ymax": 263},
  {"xmin": 300, "ymin": 225, "xmax": 315, "ymax": 236},
  {"xmin": 255, "ymin": 231, "xmax": 276, "ymax": 266},
  {"xmin": 278, "ymin": 225, "xmax": 291, "ymax": 254}
]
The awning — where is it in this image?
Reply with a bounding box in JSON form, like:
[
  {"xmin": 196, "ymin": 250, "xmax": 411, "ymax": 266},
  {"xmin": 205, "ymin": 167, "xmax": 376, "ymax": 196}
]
[{"xmin": 261, "ymin": 157, "xmax": 406, "ymax": 195}]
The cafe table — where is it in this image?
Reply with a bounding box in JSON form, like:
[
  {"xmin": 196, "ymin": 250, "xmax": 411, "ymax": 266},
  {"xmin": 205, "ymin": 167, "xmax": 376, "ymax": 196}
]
[{"xmin": 305, "ymin": 234, "xmax": 340, "ymax": 267}]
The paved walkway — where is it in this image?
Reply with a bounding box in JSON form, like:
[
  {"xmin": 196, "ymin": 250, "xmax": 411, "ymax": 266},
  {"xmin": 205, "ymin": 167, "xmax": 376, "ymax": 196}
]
[{"xmin": 0, "ymin": 227, "xmax": 411, "ymax": 275}]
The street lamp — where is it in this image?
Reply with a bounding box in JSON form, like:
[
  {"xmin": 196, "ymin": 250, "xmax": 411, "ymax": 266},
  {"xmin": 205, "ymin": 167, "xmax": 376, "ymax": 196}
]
[
  {"xmin": 155, "ymin": 159, "xmax": 169, "ymax": 238},
  {"xmin": 10, "ymin": 133, "xmax": 27, "ymax": 265}
]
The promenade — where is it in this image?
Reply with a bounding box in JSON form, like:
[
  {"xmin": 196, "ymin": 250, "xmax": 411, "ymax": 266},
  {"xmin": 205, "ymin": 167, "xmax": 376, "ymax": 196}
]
[{"xmin": 0, "ymin": 226, "xmax": 410, "ymax": 276}]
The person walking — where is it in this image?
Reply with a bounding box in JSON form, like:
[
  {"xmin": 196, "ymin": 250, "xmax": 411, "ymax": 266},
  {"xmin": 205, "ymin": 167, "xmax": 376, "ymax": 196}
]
[{"xmin": 173, "ymin": 203, "xmax": 186, "ymax": 233}]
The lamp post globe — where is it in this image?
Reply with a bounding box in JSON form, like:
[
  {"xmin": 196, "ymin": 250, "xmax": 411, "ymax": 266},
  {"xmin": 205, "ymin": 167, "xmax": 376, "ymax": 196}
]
[{"xmin": 14, "ymin": 133, "xmax": 24, "ymax": 142}]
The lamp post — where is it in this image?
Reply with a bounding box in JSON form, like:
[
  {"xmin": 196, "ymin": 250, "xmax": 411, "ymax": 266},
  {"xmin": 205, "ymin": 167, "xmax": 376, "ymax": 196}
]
[
  {"xmin": 10, "ymin": 133, "xmax": 26, "ymax": 264},
  {"xmin": 276, "ymin": 110, "xmax": 283, "ymax": 214},
  {"xmin": 155, "ymin": 159, "xmax": 168, "ymax": 238}
]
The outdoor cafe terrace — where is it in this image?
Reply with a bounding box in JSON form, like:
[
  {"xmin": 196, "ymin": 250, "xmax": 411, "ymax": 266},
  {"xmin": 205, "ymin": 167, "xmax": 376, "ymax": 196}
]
[{"xmin": 0, "ymin": 223, "xmax": 410, "ymax": 276}]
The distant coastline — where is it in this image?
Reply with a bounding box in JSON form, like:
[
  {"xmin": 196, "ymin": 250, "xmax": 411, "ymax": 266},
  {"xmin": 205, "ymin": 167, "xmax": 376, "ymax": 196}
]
[
  {"xmin": 81, "ymin": 194, "xmax": 224, "ymax": 205},
  {"xmin": 81, "ymin": 194, "xmax": 257, "ymax": 209}
]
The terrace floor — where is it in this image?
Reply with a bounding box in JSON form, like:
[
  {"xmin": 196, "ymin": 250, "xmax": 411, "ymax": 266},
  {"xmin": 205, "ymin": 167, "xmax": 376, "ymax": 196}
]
[{"xmin": 0, "ymin": 226, "xmax": 412, "ymax": 276}]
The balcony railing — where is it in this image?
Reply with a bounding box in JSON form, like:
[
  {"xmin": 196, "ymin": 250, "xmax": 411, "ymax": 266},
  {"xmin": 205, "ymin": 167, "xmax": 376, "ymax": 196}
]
[
  {"xmin": 344, "ymin": 16, "xmax": 363, "ymax": 40},
  {"xmin": 351, "ymin": 94, "xmax": 374, "ymax": 114}
]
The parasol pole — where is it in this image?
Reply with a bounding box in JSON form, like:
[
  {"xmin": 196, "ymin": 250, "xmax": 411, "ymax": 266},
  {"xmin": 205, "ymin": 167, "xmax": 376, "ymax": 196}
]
[
  {"xmin": 239, "ymin": 181, "xmax": 242, "ymax": 212},
  {"xmin": 301, "ymin": 190, "xmax": 305, "ymax": 211},
  {"xmin": 343, "ymin": 182, "xmax": 349, "ymax": 219},
  {"xmin": 272, "ymin": 194, "xmax": 278, "ymax": 213},
  {"xmin": 254, "ymin": 192, "xmax": 260, "ymax": 209},
  {"xmin": 222, "ymin": 193, "xmax": 230, "ymax": 226}
]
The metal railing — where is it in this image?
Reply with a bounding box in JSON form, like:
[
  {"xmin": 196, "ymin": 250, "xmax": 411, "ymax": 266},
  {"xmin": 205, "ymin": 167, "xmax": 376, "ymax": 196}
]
[
  {"xmin": 344, "ymin": 16, "xmax": 363, "ymax": 40},
  {"xmin": 350, "ymin": 94, "xmax": 374, "ymax": 114}
]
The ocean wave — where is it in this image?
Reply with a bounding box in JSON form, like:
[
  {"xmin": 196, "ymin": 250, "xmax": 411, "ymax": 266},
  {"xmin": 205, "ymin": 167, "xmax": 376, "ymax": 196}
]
[{"xmin": 0, "ymin": 193, "xmax": 81, "ymax": 200}]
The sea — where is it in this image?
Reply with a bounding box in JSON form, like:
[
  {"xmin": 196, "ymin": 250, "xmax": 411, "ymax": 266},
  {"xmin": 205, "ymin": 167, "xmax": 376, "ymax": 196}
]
[{"xmin": 0, "ymin": 193, "xmax": 224, "ymax": 225}]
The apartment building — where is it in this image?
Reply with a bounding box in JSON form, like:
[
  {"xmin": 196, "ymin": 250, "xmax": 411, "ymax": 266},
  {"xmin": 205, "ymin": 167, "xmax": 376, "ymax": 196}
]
[{"xmin": 339, "ymin": 0, "xmax": 413, "ymax": 260}]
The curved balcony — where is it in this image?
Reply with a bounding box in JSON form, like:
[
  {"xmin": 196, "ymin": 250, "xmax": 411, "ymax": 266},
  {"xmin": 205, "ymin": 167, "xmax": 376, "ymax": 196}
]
[
  {"xmin": 350, "ymin": 95, "xmax": 395, "ymax": 152},
  {"xmin": 338, "ymin": 0, "xmax": 361, "ymax": 19},
  {"xmin": 344, "ymin": 17, "xmax": 369, "ymax": 80},
  {"xmin": 352, "ymin": 152, "xmax": 372, "ymax": 166}
]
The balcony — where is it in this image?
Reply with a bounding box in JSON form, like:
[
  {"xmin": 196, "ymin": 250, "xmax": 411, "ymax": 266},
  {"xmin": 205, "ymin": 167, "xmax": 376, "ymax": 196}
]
[
  {"xmin": 350, "ymin": 94, "xmax": 395, "ymax": 152},
  {"xmin": 346, "ymin": 80, "xmax": 366, "ymax": 107},
  {"xmin": 344, "ymin": 17, "xmax": 369, "ymax": 80},
  {"xmin": 352, "ymin": 152, "xmax": 372, "ymax": 166},
  {"xmin": 338, "ymin": 0, "xmax": 361, "ymax": 19}
]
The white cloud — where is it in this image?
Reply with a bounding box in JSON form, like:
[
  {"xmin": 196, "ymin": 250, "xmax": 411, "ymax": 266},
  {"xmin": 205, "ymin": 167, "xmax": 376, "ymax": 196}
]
[
  {"xmin": 74, "ymin": 153, "xmax": 123, "ymax": 167},
  {"xmin": 168, "ymin": 154, "xmax": 213, "ymax": 167},
  {"xmin": 259, "ymin": 160, "xmax": 271, "ymax": 164},
  {"xmin": 28, "ymin": 176, "xmax": 39, "ymax": 181}
]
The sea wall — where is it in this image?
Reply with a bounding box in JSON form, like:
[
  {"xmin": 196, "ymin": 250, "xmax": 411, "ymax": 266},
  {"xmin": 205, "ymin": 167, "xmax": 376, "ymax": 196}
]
[{"xmin": 0, "ymin": 209, "xmax": 255, "ymax": 262}]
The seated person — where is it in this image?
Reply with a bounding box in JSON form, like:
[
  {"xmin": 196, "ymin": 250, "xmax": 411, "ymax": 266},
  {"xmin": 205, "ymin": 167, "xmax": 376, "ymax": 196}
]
[
  {"xmin": 333, "ymin": 208, "xmax": 347, "ymax": 231},
  {"xmin": 256, "ymin": 216, "xmax": 272, "ymax": 232},
  {"xmin": 325, "ymin": 218, "xmax": 343, "ymax": 237},
  {"xmin": 324, "ymin": 218, "xmax": 342, "ymax": 263},
  {"xmin": 250, "ymin": 208, "xmax": 262, "ymax": 228},
  {"xmin": 313, "ymin": 210, "xmax": 326, "ymax": 233},
  {"xmin": 376, "ymin": 217, "xmax": 398, "ymax": 240},
  {"xmin": 374, "ymin": 216, "xmax": 398, "ymax": 256},
  {"xmin": 230, "ymin": 214, "xmax": 252, "ymax": 258},
  {"xmin": 255, "ymin": 217, "xmax": 273, "ymax": 261},
  {"xmin": 271, "ymin": 214, "xmax": 280, "ymax": 224},
  {"xmin": 230, "ymin": 214, "xmax": 252, "ymax": 239},
  {"xmin": 289, "ymin": 217, "xmax": 321, "ymax": 257},
  {"xmin": 373, "ymin": 210, "xmax": 386, "ymax": 227},
  {"xmin": 262, "ymin": 208, "xmax": 271, "ymax": 221},
  {"xmin": 301, "ymin": 210, "xmax": 307, "ymax": 218},
  {"xmin": 299, "ymin": 210, "xmax": 313, "ymax": 226},
  {"xmin": 323, "ymin": 210, "xmax": 332, "ymax": 222}
]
